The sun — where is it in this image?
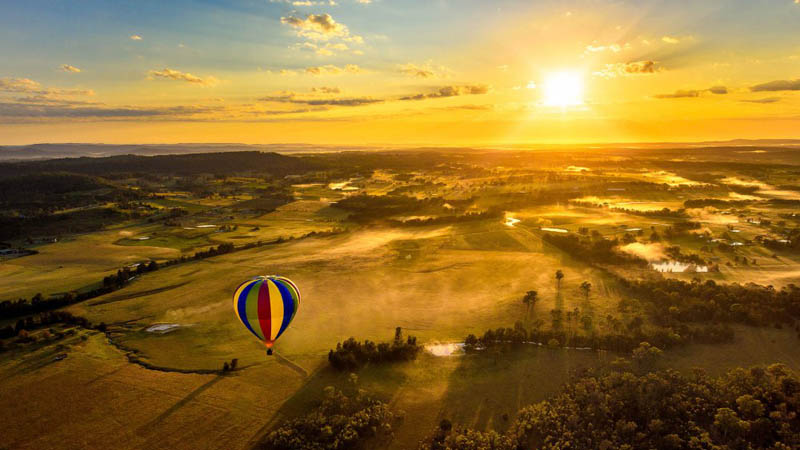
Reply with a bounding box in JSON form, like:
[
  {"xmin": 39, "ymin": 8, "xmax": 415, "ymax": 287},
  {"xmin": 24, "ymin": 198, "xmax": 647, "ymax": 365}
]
[{"xmin": 542, "ymin": 71, "xmax": 584, "ymax": 107}]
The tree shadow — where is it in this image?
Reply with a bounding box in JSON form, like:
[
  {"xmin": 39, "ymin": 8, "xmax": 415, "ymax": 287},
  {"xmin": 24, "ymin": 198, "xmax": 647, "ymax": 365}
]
[
  {"xmin": 246, "ymin": 360, "xmax": 409, "ymax": 449},
  {"xmin": 428, "ymin": 346, "xmax": 605, "ymax": 440}
]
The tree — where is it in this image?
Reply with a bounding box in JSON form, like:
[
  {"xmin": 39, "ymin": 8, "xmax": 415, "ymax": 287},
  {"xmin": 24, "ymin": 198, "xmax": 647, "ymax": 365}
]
[
  {"xmin": 555, "ymin": 270, "xmax": 564, "ymax": 291},
  {"xmin": 631, "ymin": 341, "xmax": 662, "ymax": 372},
  {"xmin": 522, "ymin": 290, "xmax": 538, "ymax": 319},
  {"xmin": 580, "ymin": 281, "xmax": 592, "ymax": 302}
]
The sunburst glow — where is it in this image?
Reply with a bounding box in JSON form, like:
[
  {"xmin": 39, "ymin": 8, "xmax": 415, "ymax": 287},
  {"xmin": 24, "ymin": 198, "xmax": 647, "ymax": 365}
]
[{"xmin": 542, "ymin": 71, "xmax": 584, "ymax": 107}]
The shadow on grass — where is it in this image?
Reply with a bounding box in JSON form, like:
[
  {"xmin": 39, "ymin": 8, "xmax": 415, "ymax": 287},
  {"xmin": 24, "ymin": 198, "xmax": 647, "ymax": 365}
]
[
  {"xmin": 137, "ymin": 375, "xmax": 225, "ymax": 434},
  {"xmin": 429, "ymin": 346, "xmax": 605, "ymax": 436},
  {"xmin": 246, "ymin": 359, "xmax": 410, "ymax": 449}
]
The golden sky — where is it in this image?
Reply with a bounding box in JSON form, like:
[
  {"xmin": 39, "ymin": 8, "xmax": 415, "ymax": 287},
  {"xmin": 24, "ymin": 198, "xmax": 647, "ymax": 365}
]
[{"xmin": 1, "ymin": 0, "xmax": 799, "ymax": 145}]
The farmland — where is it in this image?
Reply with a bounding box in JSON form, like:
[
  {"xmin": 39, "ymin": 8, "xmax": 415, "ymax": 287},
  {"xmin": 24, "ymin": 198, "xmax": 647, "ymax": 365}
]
[{"xmin": 1, "ymin": 145, "xmax": 800, "ymax": 449}]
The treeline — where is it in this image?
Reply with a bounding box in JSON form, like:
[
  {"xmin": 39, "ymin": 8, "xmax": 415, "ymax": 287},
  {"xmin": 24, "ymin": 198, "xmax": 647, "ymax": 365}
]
[
  {"xmin": 489, "ymin": 189, "xmax": 584, "ymax": 210},
  {"xmin": 542, "ymin": 233, "xmax": 648, "ymax": 267},
  {"xmin": 0, "ymin": 207, "xmax": 131, "ymax": 241},
  {"xmin": 1, "ymin": 258, "xmax": 162, "ymax": 319},
  {"xmin": 334, "ymin": 194, "xmax": 455, "ymax": 223},
  {"xmin": 0, "ymin": 151, "xmax": 318, "ymax": 178},
  {"xmin": 610, "ymin": 206, "xmax": 689, "ymax": 218},
  {"xmin": 685, "ymin": 198, "xmax": 752, "ymax": 209},
  {"xmin": 0, "ymin": 310, "xmax": 98, "ymax": 349},
  {"xmin": 621, "ymin": 278, "xmax": 800, "ymax": 329},
  {"xmin": 1, "ymin": 230, "xmax": 341, "ymax": 320},
  {"xmin": 0, "ymin": 231, "xmax": 342, "ymax": 320},
  {"xmin": 0, "ymin": 172, "xmax": 140, "ymax": 213},
  {"xmin": 665, "ymin": 245, "xmax": 709, "ymax": 266},
  {"xmin": 464, "ymin": 320, "xmax": 733, "ymax": 354},
  {"xmin": 261, "ymin": 381, "xmax": 397, "ymax": 449},
  {"xmin": 422, "ymin": 364, "xmax": 800, "ymax": 450},
  {"xmin": 328, "ymin": 327, "xmax": 421, "ymax": 371}
]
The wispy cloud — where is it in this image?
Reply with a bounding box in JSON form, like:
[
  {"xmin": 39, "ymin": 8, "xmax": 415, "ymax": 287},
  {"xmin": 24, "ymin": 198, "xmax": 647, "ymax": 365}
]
[
  {"xmin": 399, "ymin": 85, "xmax": 490, "ymax": 101},
  {"xmin": 147, "ymin": 68, "xmax": 219, "ymax": 86},
  {"xmin": 304, "ymin": 64, "xmax": 363, "ymax": 75},
  {"xmin": 584, "ymin": 42, "xmax": 629, "ymax": 54},
  {"xmin": 0, "ymin": 77, "xmax": 94, "ymax": 96},
  {"xmin": 654, "ymin": 85, "xmax": 728, "ymax": 99},
  {"xmin": 741, "ymin": 97, "xmax": 782, "ymax": 104},
  {"xmin": 398, "ymin": 62, "xmax": 452, "ymax": 79},
  {"xmin": 260, "ymin": 92, "xmax": 382, "ymax": 106},
  {"xmin": 750, "ymin": 78, "xmax": 800, "ymax": 92},
  {"xmin": 60, "ymin": 64, "xmax": 81, "ymax": 73},
  {"xmin": 311, "ymin": 86, "xmax": 341, "ymax": 94},
  {"xmin": 129, "ymin": 34, "xmax": 142, "ymax": 41},
  {"xmin": 594, "ymin": 60, "xmax": 662, "ymax": 78}
]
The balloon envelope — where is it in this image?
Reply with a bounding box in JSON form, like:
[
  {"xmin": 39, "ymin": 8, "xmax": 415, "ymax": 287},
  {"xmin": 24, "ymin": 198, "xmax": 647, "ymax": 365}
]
[{"xmin": 233, "ymin": 276, "xmax": 300, "ymax": 348}]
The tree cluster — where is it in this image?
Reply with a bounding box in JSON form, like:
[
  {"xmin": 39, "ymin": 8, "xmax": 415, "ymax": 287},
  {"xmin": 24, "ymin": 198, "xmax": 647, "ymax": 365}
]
[
  {"xmin": 328, "ymin": 328, "xmax": 421, "ymax": 371},
  {"xmin": 622, "ymin": 278, "xmax": 800, "ymax": 329},
  {"xmin": 422, "ymin": 364, "xmax": 800, "ymax": 450},
  {"xmin": 261, "ymin": 384, "xmax": 396, "ymax": 450}
]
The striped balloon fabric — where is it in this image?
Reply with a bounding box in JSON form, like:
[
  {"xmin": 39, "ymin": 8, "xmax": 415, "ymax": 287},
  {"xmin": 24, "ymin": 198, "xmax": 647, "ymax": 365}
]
[{"xmin": 232, "ymin": 276, "xmax": 300, "ymax": 354}]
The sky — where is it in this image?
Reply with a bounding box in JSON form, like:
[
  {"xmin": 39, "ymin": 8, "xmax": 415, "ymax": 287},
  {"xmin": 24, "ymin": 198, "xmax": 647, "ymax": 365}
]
[{"xmin": 1, "ymin": 0, "xmax": 799, "ymax": 145}]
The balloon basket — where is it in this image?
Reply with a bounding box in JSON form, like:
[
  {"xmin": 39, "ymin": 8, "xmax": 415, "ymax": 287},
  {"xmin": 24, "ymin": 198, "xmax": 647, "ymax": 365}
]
[{"xmin": 267, "ymin": 348, "xmax": 273, "ymax": 356}]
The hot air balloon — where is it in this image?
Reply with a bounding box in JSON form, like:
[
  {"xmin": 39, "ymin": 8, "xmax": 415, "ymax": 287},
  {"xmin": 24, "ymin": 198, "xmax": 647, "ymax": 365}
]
[{"xmin": 232, "ymin": 276, "xmax": 300, "ymax": 355}]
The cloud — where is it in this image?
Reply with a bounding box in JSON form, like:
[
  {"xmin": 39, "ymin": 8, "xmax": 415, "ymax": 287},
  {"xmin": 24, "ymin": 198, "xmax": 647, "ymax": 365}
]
[
  {"xmin": 130, "ymin": 35, "xmax": 142, "ymax": 41},
  {"xmin": 0, "ymin": 101, "xmax": 218, "ymax": 119},
  {"xmin": 281, "ymin": 14, "xmax": 362, "ymax": 43},
  {"xmin": 293, "ymin": 41, "xmax": 354, "ymax": 56},
  {"xmin": 0, "ymin": 77, "xmax": 94, "ymax": 96},
  {"xmin": 259, "ymin": 91, "xmax": 381, "ymax": 106},
  {"xmin": 654, "ymin": 85, "xmax": 728, "ymax": 99},
  {"xmin": 397, "ymin": 62, "xmax": 452, "ymax": 79},
  {"xmin": 593, "ymin": 60, "xmax": 661, "ymax": 78},
  {"xmin": 148, "ymin": 68, "xmax": 219, "ymax": 86},
  {"xmin": 399, "ymin": 85, "xmax": 490, "ymax": 101},
  {"xmin": 0, "ymin": 78, "xmax": 43, "ymax": 93},
  {"xmin": 750, "ymin": 78, "xmax": 800, "ymax": 92},
  {"xmin": 654, "ymin": 90, "xmax": 702, "ymax": 99},
  {"xmin": 584, "ymin": 42, "xmax": 630, "ymax": 54},
  {"xmin": 269, "ymin": 0, "xmax": 337, "ymax": 5},
  {"xmin": 741, "ymin": 97, "xmax": 782, "ymax": 104},
  {"xmin": 311, "ymin": 86, "xmax": 341, "ymax": 94},
  {"xmin": 60, "ymin": 64, "xmax": 81, "ymax": 73},
  {"xmin": 662, "ymin": 36, "xmax": 680, "ymax": 44},
  {"xmin": 305, "ymin": 64, "xmax": 363, "ymax": 75}
]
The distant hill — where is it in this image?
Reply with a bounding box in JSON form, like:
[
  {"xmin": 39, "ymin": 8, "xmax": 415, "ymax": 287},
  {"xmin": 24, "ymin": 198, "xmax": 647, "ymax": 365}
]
[
  {"xmin": 0, "ymin": 143, "xmax": 383, "ymax": 161},
  {"xmin": 0, "ymin": 151, "xmax": 320, "ymax": 178}
]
